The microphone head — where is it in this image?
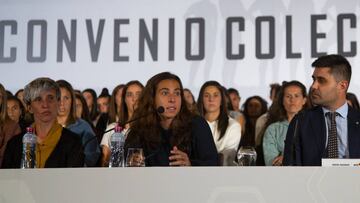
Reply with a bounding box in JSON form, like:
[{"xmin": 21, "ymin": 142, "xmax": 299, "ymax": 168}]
[{"xmin": 157, "ymin": 106, "xmax": 165, "ymax": 114}]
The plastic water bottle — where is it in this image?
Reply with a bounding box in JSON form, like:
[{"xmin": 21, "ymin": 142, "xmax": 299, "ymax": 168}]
[
  {"xmin": 109, "ymin": 125, "xmax": 125, "ymax": 167},
  {"xmin": 21, "ymin": 127, "xmax": 37, "ymax": 168}
]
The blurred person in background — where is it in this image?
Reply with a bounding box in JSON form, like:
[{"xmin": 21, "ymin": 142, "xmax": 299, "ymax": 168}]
[
  {"xmin": 74, "ymin": 92, "xmax": 93, "ymax": 126},
  {"xmin": 183, "ymin": 88, "xmax": 198, "ymax": 114},
  {"xmin": 262, "ymin": 81, "xmax": 308, "ymax": 166},
  {"xmin": 197, "ymin": 81, "xmax": 241, "ymax": 166},
  {"xmin": 57, "ymin": 80, "xmax": 100, "ymax": 167},
  {"xmin": 100, "ymin": 81, "xmax": 143, "ymax": 166},
  {"xmin": 82, "ymin": 88, "xmax": 99, "ymax": 125},
  {"xmin": 346, "ymin": 92, "xmax": 360, "ymax": 110},
  {"xmin": 255, "ymin": 83, "xmax": 281, "ymax": 147},
  {"xmin": 15, "ymin": 89, "xmax": 26, "ymax": 108},
  {"xmin": 227, "ymin": 88, "xmax": 245, "ymax": 134},
  {"xmin": 108, "ymin": 84, "xmax": 126, "ymax": 124},
  {"xmin": 239, "ymin": 96, "xmax": 268, "ymax": 148},
  {"xmin": 95, "ymin": 88, "xmax": 112, "ymax": 138},
  {"xmin": 0, "ymin": 84, "xmax": 21, "ymax": 167},
  {"xmin": 6, "ymin": 96, "xmax": 32, "ymax": 131}
]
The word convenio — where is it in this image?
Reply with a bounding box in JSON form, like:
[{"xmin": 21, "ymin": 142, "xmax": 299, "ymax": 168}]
[{"xmin": 0, "ymin": 14, "xmax": 357, "ymax": 63}]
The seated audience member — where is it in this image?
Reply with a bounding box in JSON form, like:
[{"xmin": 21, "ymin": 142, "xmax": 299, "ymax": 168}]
[
  {"xmin": 283, "ymin": 54, "xmax": 360, "ymax": 166},
  {"xmin": 74, "ymin": 92, "xmax": 93, "ymax": 128},
  {"xmin": 101, "ymin": 81, "xmax": 144, "ymax": 166},
  {"xmin": 183, "ymin": 88, "xmax": 198, "ymax": 114},
  {"xmin": 5, "ymin": 90, "xmax": 13, "ymax": 97},
  {"xmin": 124, "ymin": 72, "xmax": 218, "ymax": 166},
  {"xmin": 240, "ymin": 96, "xmax": 268, "ymax": 148},
  {"xmin": 95, "ymin": 88, "xmax": 111, "ymax": 137},
  {"xmin": 15, "ymin": 89, "xmax": 26, "ymax": 109},
  {"xmin": 0, "ymin": 84, "xmax": 21, "ymax": 168},
  {"xmin": 346, "ymin": 92, "xmax": 360, "ymax": 110},
  {"xmin": 108, "ymin": 84, "xmax": 126, "ymax": 124},
  {"xmin": 56, "ymin": 80, "xmax": 100, "ymax": 167},
  {"xmin": 227, "ymin": 88, "xmax": 245, "ymax": 134},
  {"xmin": 15, "ymin": 89, "xmax": 33, "ymax": 126},
  {"xmin": 97, "ymin": 88, "xmax": 110, "ymax": 114},
  {"xmin": 2, "ymin": 78, "xmax": 84, "ymax": 168},
  {"xmin": 255, "ymin": 83, "xmax": 281, "ymax": 148},
  {"xmin": 82, "ymin": 88, "xmax": 99, "ymax": 125},
  {"xmin": 262, "ymin": 81, "xmax": 307, "ymax": 166},
  {"xmin": 6, "ymin": 96, "xmax": 32, "ymax": 131},
  {"xmin": 197, "ymin": 82, "xmax": 241, "ymax": 166}
]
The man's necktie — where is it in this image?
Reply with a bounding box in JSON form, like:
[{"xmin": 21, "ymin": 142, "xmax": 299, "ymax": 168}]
[{"xmin": 326, "ymin": 112, "xmax": 339, "ymax": 158}]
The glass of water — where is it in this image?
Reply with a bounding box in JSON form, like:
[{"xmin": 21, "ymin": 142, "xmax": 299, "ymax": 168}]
[
  {"xmin": 236, "ymin": 146, "xmax": 257, "ymax": 166},
  {"xmin": 126, "ymin": 148, "xmax": 145, "ymax": 167}
]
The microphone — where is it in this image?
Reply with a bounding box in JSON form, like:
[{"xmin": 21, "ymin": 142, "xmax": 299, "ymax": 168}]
[{"xmin": 103, "ymin": 106, "xmax": 165, "ymax": 134}]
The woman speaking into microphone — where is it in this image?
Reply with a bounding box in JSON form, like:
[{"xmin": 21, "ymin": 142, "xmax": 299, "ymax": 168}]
[{"xmin": 124, "ymin": 72, "xmax": 218, "ymax": 166}]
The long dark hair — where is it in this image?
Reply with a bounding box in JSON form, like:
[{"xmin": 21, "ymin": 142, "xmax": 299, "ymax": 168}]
[
  {"xmin": 125, "ymin": 72, "xmax": 194, "ymax": 154},
  {"xmin": 74, "ymin": 92, "xmax": 92, "ymax": 126},
  {"xmin": 0, "ymin": 83, "xmax": 8, "ymax": 126},
  {"xmin": 82, "ymin": 88, "xmax": 99, "ymax": 121},
  {"xmin": 119, "ymin": 81, "xmax": 144, "ymax": 125},
  {"xmin": 240, "ymin": 95, "xmax": 268, "ymax": 147},
  {"xmin": 6, "ymin": 96, "xmax": 25, "ymax": 121},
  {"xmin": 197, "ymin": 81, "xmax": 229, "ymax": 141},
  {"xmin": 108, "ymin": 84, "xmax": 125, "ymax": 123},
  {"xmin": 56, "ymin": 80, "xmax": 77, "ymax": 126},
  {"xmin": 346, "ymin": 92, "xmax": 360, "ymax": 110}
]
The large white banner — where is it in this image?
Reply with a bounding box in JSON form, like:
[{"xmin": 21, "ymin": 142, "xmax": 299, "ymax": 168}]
[{"xmin": 1, "ymin": 0, "xmax": 360, "ymax": 101}]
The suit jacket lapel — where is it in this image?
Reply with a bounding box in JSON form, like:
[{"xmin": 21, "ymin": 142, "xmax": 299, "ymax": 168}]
[
  {"xmin": 312, "ymin": 107, "xmax": 327, "ymax": 157},
  {"xmin": 347, "ymin": 107, "xmax": 360, "ymax": 158}
]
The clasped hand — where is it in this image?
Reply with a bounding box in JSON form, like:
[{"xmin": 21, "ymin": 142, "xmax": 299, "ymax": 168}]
[{"xmin": 169, "ymin": 146, "xmax": 191, "ymax": 166}]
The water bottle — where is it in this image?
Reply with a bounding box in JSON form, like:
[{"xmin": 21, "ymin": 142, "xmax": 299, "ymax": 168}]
[
  {"xmin": 21, "ymin": 127, "xmax": 37, "ymax": 168},
  {"xmin": 109, "ymin": 125, "xmax": 125, "ymax": 167}
]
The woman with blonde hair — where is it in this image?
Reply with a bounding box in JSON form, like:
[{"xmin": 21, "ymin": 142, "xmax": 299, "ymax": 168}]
[{"xmin": 2, "ymin": 78, "xmax": 84, "ymax": 168}]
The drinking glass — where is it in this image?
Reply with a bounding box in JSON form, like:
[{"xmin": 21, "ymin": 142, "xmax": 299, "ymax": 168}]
[
  {"xmin": 126, "ymin": 148, "xmax": 145, "ymax": 167},
  {"xmin": 236, "ymin": 146, "xmax": 257, "ymax": 166}
]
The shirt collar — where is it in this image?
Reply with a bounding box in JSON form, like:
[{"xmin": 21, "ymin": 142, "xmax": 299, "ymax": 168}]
[{"xmin": 322, "ymin": 102, "xmax": 348, "ymax": 118}]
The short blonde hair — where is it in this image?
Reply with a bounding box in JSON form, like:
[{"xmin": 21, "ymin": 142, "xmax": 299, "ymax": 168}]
[{"xmin": 24, "ymin": 77, "xmax": 60, "ymax": 105}]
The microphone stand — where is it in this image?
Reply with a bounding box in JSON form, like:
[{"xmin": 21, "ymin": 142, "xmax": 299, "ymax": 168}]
[{"xmin": 103, "ymin": 106, "xmax": 165, "ymax": 134}]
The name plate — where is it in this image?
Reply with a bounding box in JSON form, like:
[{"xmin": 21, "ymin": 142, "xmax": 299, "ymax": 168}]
[{"xmin": 322, "ymin": 159, "xmax": 360, "ymax": 167}]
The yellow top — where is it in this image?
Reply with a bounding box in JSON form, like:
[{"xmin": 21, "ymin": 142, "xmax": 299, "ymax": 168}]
[{"xmin": 34, "ymin": 122, "xmax": 62, "ymax": 168}]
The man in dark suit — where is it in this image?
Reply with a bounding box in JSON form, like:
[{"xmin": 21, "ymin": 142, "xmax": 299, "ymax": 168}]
[{"xmin": 283, "ymin": 54, "xmax": 360, "ymax": 166}]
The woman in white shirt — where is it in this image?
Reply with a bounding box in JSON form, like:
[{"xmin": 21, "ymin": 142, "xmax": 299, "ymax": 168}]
[
  {"xmin": 197, "ymin": 81, "xmax": 241, "ymax": 165},
  {"xmin": 100, "ymin": 80, "xmax": 144, "ymax": 166}
]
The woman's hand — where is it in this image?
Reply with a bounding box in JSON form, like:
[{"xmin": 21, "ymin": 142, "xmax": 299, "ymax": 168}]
[
  {"xmin": 272, "ymin": 155, "xmax": 283, "ymax": 166},
  {"xmin": 100, "ymin": 146, "xmax": 111, "ymax": 167},
  {"xmin": 169, "ymin": 146, "xmax": 191, "ymax": 166}
]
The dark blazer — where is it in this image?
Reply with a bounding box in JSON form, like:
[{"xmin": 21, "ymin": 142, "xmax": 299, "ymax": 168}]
[
  {"xmin": 283, "ymin": 105, "xmax": 360, "ymax": 166},
  {"xmin": 1, "ymin": 128, "xmax": 84, "ymax": 168},
  {"xmin": 125, "ymin": 116, "xmax": 219, "ymax": 166}
]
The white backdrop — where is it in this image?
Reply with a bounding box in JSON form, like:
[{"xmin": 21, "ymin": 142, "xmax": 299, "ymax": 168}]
[{"xmin": 1, "ymin": 0, "xmax": 360, "ymax": 103}]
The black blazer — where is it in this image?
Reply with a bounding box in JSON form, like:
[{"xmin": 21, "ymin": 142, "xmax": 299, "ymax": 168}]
[
  {"xmin": 283, "ymin": 105, "xmax": 360, "ymax": 166},
  {"xmin": 1, "ymin": 128, "xmax": 84, "ymax": 168}
]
